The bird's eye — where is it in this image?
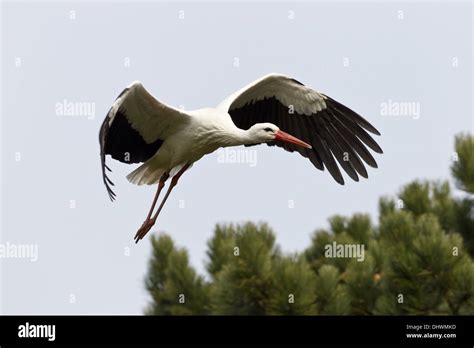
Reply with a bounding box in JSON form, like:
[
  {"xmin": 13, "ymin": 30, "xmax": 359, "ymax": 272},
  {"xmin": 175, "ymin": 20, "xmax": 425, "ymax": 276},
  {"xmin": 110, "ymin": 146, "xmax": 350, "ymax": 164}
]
[{"xmin": 264, "ymin": 127, "xmax": 273, "ymax": 132}]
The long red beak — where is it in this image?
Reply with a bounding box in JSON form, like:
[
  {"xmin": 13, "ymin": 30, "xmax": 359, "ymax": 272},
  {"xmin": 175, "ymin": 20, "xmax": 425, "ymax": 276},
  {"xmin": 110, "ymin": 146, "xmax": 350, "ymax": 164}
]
[{"xmin": 275, "ymin": 130, "xmax": 312, "ymax": 149}]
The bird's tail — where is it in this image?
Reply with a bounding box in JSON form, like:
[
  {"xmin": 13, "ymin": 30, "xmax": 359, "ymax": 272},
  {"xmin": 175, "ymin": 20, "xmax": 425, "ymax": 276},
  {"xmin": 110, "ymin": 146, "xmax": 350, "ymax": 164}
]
[{"xmin": 126, "ymin": 163, "xmax": 167, "ymax": 186}]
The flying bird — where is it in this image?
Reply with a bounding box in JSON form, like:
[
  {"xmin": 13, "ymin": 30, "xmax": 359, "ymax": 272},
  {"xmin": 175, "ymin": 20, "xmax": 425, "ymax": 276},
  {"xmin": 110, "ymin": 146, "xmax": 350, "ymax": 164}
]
[{"xmin": 99, "ymin": 73, "xmax": 383, "ymax": 243}]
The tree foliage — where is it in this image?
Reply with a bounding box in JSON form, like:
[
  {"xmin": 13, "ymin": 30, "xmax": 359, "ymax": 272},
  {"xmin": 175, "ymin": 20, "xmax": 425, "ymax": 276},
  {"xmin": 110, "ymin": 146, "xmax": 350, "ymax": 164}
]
[
  {"xmin": 144, "ymin": 235, "xmax": 209, "ymax": 315},
  {"xmin": 452, "ymin": 133, "xmax": 474, "ymax": 194},
  {"xmin": 209, "ymin": 223, "xmax": 276, "ymax": 315},
  {"xmin": 144, "ymin": 134, "xmax": 474, "ymax": 315}
]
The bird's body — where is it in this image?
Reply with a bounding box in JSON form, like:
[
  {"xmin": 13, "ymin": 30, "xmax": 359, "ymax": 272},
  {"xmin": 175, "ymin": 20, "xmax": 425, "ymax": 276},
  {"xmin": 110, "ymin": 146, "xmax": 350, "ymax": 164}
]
[
  {"xmin": 99, "ymin": 73, "xmax": 383, "ymax": 242},
  {"xmin": 126, "ymin": 107, "xmax": 255, "ymax": 186}
]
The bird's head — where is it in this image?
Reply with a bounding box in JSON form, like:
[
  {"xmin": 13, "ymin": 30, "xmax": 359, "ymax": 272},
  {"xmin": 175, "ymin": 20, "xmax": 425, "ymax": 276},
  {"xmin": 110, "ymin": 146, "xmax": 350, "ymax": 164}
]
[{"xmin": 249, "ymin": 123, "xmax": 312, "ymax": 149}]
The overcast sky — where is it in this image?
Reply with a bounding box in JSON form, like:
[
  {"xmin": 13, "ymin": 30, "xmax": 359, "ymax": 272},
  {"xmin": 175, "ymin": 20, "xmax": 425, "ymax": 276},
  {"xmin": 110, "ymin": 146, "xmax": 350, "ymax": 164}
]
[{"xmin": 1, "ymin": 0, "xmax": 472, "ymax": 314}]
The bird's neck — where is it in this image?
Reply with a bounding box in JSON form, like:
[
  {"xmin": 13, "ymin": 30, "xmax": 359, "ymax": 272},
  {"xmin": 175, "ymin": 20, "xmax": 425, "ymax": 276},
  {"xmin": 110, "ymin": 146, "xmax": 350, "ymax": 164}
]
[
  {"xmin": 224, "ymin": 128, "xmax": 258, "ymax": 147},
  {"xmin": 205, "ymin": 126, "xmax": 256, "ymax": 148}
]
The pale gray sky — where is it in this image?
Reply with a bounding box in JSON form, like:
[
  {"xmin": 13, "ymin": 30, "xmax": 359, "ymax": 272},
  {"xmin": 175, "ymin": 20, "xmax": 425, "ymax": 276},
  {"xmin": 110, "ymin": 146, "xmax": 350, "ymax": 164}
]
[{"xmin": 1, "ymin": 0, "xmax": 472, "ymax": 314}]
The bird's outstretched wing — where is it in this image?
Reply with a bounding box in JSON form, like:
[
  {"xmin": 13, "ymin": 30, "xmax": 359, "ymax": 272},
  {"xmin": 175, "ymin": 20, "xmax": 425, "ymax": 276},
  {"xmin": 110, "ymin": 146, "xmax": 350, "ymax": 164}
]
[
  {"xmin": 219, "ymin": 73, "xmax": 383, "ymax": 185},
  {"xmin": 99, "ymin": 81, "xmax": 190, "ymax": 200}
]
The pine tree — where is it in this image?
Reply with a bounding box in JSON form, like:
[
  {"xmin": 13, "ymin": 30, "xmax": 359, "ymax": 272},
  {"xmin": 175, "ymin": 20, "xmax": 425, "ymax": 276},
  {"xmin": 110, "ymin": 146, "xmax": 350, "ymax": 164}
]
[
  {"xmin": 445, "ymin": 259, "xmax": 474, "ymax": 314},
  {"xmin": 145, "ymin": 234, "xmax": 209, "ymax": 315},
  {"xmin": 344, "ymin": 241, "xmax": 383, "ymax": 315},
  {"xmin": 305, "ymin": 214, "xmax": 373, "ymax": 273},
  {"xmin": 143, "ymin": 133, "xmax": 474, "ymax": 316},
  {"xmin": 454, "ymin": 197, "xmax": 474, "ymax": 256},
  {"xmin": 451, "ymin": 133, "xmax": 474, "ymax": 256},
  {"xmin": 375, "ymin": 212, "xmax": 470, "ymax": 314},
  {"xmin": 206, "ymin": 224, "xmax": 238, "ymax": 278},
  {"xmin": 314, "ymin": 265, "xmax": 351, "ymax": 314},
  {"xmin": 266, "ymin": 255, "xmax": 317, "ymax": 315},
  {"xmin": 451, "ymin": 133, "xmax": 474, "ymax": 193},
  {"xmin": 209, "ymin": 223, "xmax": 277, "ymax": 315}
]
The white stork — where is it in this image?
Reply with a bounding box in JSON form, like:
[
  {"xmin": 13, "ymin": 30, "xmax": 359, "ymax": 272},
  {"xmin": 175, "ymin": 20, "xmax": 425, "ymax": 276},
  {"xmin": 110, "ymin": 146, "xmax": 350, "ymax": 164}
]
[{"xmin": 99, "ymin": 73, "xmax": 383, "ymax": 243}]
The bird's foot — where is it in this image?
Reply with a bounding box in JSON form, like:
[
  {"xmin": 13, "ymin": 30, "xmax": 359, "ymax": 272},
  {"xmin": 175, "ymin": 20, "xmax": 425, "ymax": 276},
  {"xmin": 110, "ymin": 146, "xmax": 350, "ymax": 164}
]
[{"xmin": 134, "ymin": 219, "xmax": 156, "ymax": 244}]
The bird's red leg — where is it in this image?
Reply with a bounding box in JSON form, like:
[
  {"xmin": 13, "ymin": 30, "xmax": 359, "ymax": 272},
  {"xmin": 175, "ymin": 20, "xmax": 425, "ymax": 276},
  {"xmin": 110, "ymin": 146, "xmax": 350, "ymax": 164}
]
[
  {"xmin": 146, "ymin": 172, "xmax": 169, "ymax": 221},
  {"xmin": 134, "ymin": 163, "xmax": 191, "ymax": 243},
  {"xmin": 134, "ymin": 172, "xmax": 169, "ymax": 240}
]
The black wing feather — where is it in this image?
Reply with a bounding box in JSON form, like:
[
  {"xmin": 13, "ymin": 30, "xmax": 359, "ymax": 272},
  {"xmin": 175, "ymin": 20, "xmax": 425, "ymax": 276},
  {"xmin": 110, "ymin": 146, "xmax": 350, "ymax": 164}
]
[
  {"xmin": 99, "ymin": 89, "xmax": 163, "ymax": 201},
  {"xmin": 227, "ymin": 93, "xmax": 382, "ymax": 184}
]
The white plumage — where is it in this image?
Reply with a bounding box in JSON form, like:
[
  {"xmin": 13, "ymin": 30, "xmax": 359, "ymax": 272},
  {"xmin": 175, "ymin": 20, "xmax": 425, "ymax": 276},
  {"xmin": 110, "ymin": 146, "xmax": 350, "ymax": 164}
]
[
  {"xmin": 126, "ymin": 107, "xmax": 239, "ymax": 186},
  {"xmin": 218, "ymin": 73, "xmax": 327, "ymax": 115}
]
